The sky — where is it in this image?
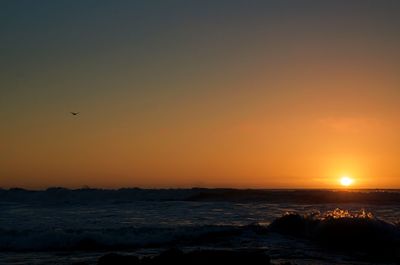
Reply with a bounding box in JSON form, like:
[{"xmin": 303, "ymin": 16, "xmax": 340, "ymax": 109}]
[{"xmin": 1, "ymin": 0, "xmax": 400, "ymax": 189}]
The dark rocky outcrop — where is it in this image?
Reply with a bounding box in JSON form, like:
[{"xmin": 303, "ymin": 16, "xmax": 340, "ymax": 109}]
[
  {"xmin": 268, "ymin": 213, "xmax": 400, "ymax": 262},
  {"xmin": 98, "ymin": 248, "xmax": 270, "ymax": 265}
]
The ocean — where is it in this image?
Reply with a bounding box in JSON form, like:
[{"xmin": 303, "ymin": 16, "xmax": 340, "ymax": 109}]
[{"xmin": 0, "ymin": 189, "xmax": 399, "ymax": 265}]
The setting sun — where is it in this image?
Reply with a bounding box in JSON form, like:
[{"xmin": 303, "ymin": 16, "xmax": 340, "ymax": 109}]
[{"xmin": 340, "ymin": 176, "xmax": 354, "ymax": 187}]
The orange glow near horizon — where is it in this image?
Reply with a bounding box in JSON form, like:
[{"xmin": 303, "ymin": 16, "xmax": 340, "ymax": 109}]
[{"xmin": 1, "ymin": 2, "xmax": 400, "ymax": 189}]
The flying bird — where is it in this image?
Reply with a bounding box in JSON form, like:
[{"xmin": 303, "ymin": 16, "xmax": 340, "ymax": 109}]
[{"xmin": 70, "ymin": 112, "xmax": 80, "ymax": 116}]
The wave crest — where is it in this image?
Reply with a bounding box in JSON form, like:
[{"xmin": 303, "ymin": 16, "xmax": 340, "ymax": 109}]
[{"xmin": 269, "ymin": 209, "xmax": 400, "ymax": 261}]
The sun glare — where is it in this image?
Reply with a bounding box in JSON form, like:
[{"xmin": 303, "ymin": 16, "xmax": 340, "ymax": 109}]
[{"xmin": 340, "ymin": 176, "xmax": 354, "ymax": 187}]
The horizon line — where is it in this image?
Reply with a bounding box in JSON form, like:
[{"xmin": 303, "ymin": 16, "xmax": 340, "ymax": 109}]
[{"xmin": 2, "ymin": 186, "xmax": 400, "ymax": 191}]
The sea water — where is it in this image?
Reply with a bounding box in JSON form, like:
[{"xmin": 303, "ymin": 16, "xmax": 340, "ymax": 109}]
[{"xmin": 0, "ymin": 189, "xmax": 399, "ymax": 265}]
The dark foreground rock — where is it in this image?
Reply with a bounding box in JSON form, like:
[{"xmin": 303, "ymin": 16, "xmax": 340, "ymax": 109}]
[
  {"xmin": 98, "ymin": 248, "xmax": 270, "ymax": 265},
  {"xmin": 269, "ymin": 213, "xmax": 400, "ymax": 262}
]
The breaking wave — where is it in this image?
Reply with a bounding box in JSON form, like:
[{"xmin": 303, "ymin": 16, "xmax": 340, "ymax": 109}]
[{"xmin": 269, "ymin": 209, "xmax": 400, "ymax": 261}]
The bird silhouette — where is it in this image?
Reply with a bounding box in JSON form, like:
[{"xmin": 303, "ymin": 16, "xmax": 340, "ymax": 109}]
[{"xmin": 70, "ymin": 112, "xmax": 80, "ymax": 116}]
